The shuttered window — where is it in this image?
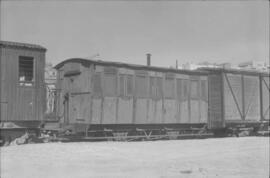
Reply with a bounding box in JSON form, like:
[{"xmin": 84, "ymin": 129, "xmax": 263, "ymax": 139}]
[
  {"xmin": 201, "ymin": 80, "xmax": 207, "ymax": 101},
  {"xmin": 150, "ymin": 77, "xmax": 162, "ymax": 99},
  {"xmin": 190, "ymin": 80, "xmax": 199, "ymax": 99},
  {"xmin": 126, "ymin": 75, "xmax": 133, "ymax": 96},
  {"xmin": 19, "ymin": 56, "xmax": 34, "ymax": 83},
  {"xmin": 182, "ymin": 79, "xmax": 189, "ymax": 101},
  {"xmin": 150, "ymin": 77, "xmax": 155, "ymax": 98},
  {"xmin": 176, "ymin": 79, "xmax": 182, "ymax": 100},
  {"xmin": 177, "ymin": 79, "xmax": 188, "ymax": 101},
  {"xmin": 104, "ymin": 73, "xmax": 117, "ymax": 96},
  {"xmin": 156, "ymin": 78, "xmax": 162, "ymax": 99},
  {"xmin": 119, "ymin": 75, "xmax": 125, "ymax": 97},
  {"xmin": 164, "ymin": 78, "xmax": 174, "ymax": 99},
  {"xmin": 93, "ymin": 73, "xmax": 102, "ymax": 96},
  {"xmin": 135, "ymin": 75, "xmax": 148, "ymax": 98},
  {"xmin": 119, "ymin": 74, "xmax": 133, "ymax": 97}
]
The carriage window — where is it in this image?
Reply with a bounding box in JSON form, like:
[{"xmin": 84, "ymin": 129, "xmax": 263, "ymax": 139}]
[
  {"xmin": 119, "ymin": 74, "xmax": 133, "ymax": 97},
  {"xmin": 190, "ymin": 80, "xmax": 199, "ymax": 99},
  {"xmin": 93, "ymin": 73, "xmax": 102, "ymax": 95},
  {"xmin": 164, "ymin": 78, "xmax": 174, "ymax": 99},
  {"xmin": 177, "ymin": 79, "xmax": 182, "ymax": 100},
  {"xmin": 19, "ymin": 56, "xmax": 34, "ymax": 84},
  {"xmin": 201, "ymin": 80, "xmax": 207, "ymax": 101},
  {"xmin": 104, "ymin": 73, "xmax": 117, "ymax": 96},
  {"xmin": 182, "ymin": 79, "xmax": 189, "ymax": 100},
  {"xmin": 156, "ymin": 77, "xmax": 162, "ymax": 99},
  {"xmin": 136, "ymin": 75, "xmax": 147, "ymax": 98},
  {"xmin": 119, "ymin": 75, "xmax": 125, "ymax": 96},
  {"xmin": 150, "ymin": 77, "xmax": 155, "ymax": 98},
  {"xmin": 150, "ymin": 77, "xmax": 162, "ymax": 99},
  {"xmin": 126, "ymin": 75, "xmax": 133, "ymax": 96}
]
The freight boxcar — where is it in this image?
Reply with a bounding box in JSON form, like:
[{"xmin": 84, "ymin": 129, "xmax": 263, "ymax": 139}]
[
  {"xmin": 53, "ymin": 58, "xmax": 210, "ymax": 140},
  {"xmin": 205, "ymin": 68, "xmax": 269, "ymax": 135},
  {"xmin": 0, "ymin": 41, "xmax": 46, "ymax": 143}
]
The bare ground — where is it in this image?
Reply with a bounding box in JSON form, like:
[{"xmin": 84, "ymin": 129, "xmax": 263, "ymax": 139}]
[{"xmin": 1, "ymin": 137, "xmax": 269, "ymax": 178}]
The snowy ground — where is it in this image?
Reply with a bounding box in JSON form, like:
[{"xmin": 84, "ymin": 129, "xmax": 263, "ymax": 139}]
[{"xmin": 1, "ymin": 137, "xmax": 269, "ymax": 178}]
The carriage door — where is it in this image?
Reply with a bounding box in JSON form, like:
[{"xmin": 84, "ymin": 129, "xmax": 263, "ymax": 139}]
[
  {"xmin": 69, "ymin": 93, "xmax": 91, "ymax": 124},
  {"xmin": 63, "ymin": 93, "xmax": 69, "ymax": 124},
  {"xmin": 18, "ymin": 56, "xmax": 35, "ymax": 121}
]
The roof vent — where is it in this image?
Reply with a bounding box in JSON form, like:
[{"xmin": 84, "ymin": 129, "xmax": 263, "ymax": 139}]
[{"xmin": 146, "ymin": 53, "xmax": 151, "ymax": 66}]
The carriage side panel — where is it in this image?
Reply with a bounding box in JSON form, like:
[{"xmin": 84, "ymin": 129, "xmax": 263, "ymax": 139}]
[
  {"xmin": 163, "ymin": 73, "xmax": 177, "ymax": 123},
  {"xmin": 200, "ymin": 76, "xmax": 208, "ymax": 123},
  {"xmin": 134, "ymin": 71, "xmax": 148, "ymax": 124},
  {"xmin": 190, "ymin": 77, "xmax": 200, "ymax": 123},
  {"xmin": 117, "ymin": 69, "xmax": 134, "ymax": 124}
]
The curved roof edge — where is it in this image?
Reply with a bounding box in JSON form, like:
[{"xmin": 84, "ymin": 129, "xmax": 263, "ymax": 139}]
[
  {"xmin": 0, "ymin": 40, "xmax": 47, "ymax": 51},
  {"xmin": 54, "ymin": 58, "xmax": 209, "ymax": 75}
]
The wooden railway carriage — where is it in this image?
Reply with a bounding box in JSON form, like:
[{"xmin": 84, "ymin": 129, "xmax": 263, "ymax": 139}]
[
  {"xmin": 54, "ymin": 58, "xmax": 209, "ymax": 139},
  {"xmin": 0, "ymin": 41, "xmax": 46, "ymax": 142},
  {"xmin": 205, "ymin": 68, "xmax": 269, "ymax": 133}
]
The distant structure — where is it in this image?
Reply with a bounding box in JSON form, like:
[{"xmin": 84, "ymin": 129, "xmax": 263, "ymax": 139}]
[
  {"xmin": 180, "ymin": 61, "xmax": 229, "ymax": 70},
  {"xmin": 45, "ymin": 63, "xmax": 57, "ymax": 116},
  {"xmin": 180, "ymin": 60, "xmax": 269, "ymax": 72},
  {"xmin": 238, "ymin": 61, "xmax": 269, "ymax": 71}
]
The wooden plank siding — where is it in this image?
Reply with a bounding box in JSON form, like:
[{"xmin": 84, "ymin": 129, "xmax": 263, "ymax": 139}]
[
  {"xmin": 0, "ymin": 44, "xmax": 46, "ymax": 122},
  {"xmin": 243, "ymin": 75, "xmax": 260, "ymax": 121},
  {"xmin": 208, "ymin": 73, "xmax": 224, "ymax": 129},
  {"xmin": 223, "ymin": 73, "xmax": 261, "ymax": 121},
  {"xmin": 261, "ymin": 76, "xmax": 269, "ymax": 120},
  {"xmin": 117, "ymin": 69, "xmax": 134, "ymax": 124},
  {"xmin": 223, "ymin": 73, "xmax": 243, "ymax": 120},
  {"xmin": 57, "ymin": 61, "xmax": 209, "ymax": 127}
]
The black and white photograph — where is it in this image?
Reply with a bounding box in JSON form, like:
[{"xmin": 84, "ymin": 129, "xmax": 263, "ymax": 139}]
[{"xmin": 0, "ymin": 0, "xmax": 269, "ymax": 177}]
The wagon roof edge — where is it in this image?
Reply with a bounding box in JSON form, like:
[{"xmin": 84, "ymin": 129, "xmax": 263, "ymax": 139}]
[
  {"xmin": 54, "ymin": 58, "xmax": 210, "ymax": 75},
  {"xmin": 199, "ymin": 67, "xmax": 269, "ymax": 76},
  {"xmin": 0, "ymin": 40, "xmax": 47, "ymax": 51}
]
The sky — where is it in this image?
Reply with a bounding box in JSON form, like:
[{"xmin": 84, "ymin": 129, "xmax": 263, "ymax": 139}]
[{"xmin": 1, "ymin": 1, "xmax": 269, "ymax": 67}]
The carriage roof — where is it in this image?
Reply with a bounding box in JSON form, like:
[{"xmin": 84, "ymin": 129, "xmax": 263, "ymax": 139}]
[
  {"xmin": 0, "ymin": 40, "xmax": 46, "ymax": 51},
  {"xmin": 55, "ymin": 58, "xmax": 209, "ymax": 75}
]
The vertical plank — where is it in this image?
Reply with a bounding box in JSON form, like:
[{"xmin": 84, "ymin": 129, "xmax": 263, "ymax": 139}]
[
  {"xmin": 135, "ymin": 99, "xmax": 147, "ymax": 124},
  {"xmin": 118, "ymin": 99, "xmax": 133, "ymax": 123},
  {"xmin": 259, "ymin": 75, "xmax": 263, "ymax": 120},
  {"xmin": 262, "ymin": 76, "xmax": 270, "ymax": 120},
  {"xmin": 241, "ymin": 75, "xmax": 245, "ymax": 120},
  {"xmin": 103, "ymin": 97, "xmax": 117, "ymax": 124},
  {"xmin": 91, "ymin": 99, "xmax": 102, "ymax": 124},
  {"xmin": 198, "ymin": 77, "xmax": 202, "ymax": 122},
  {"xmin": 208, "ymin": 73, "xmax": 224, "ymax": 128},
  {"xmin": 188, "ymin": 79, "xmax": 191, "ymax": 123},
  {"xmin": 132, "ymin": 72, "xmax": 136, "ymax": 124}
]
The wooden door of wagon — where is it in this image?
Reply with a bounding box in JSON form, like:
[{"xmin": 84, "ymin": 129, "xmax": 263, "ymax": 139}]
[
  {"xmin": 69, "ymin": 93, "xmax": 91, "ymax": 124},
  {"xmin": 17, "ymin": 87, "xmax": 35, "ymax": 121},
  {"xmin": 223, "ymin": 73, "xmax": 260, "ymax": 121}
]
